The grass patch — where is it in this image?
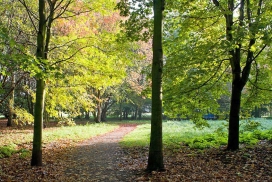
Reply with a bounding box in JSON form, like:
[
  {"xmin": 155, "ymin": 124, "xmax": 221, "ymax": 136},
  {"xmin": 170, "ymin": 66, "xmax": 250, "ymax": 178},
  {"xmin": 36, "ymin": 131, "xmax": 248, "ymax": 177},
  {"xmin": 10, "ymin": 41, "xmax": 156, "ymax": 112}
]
[
  {"xmin": 120, "ymin": 123, "xmax": 151, "ymax": 147},
  {"xmin": 0, "ymin": 122, "xmax": 119, "ymax": 158},
  {"xmin": 121, "ymin": 120, "xmax": 272, "ymax": 150},
  {"xmin": 43, "ymin": 123, "xmax": 118, "ymax": 143}
]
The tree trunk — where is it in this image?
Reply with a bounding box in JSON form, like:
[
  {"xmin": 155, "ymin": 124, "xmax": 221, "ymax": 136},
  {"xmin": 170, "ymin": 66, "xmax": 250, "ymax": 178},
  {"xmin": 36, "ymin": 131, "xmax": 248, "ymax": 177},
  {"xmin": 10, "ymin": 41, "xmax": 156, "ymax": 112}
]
[
  {"xmin": 96, "ymin": 105, "xmax": 101, "ymax": 123},
  {"xmin": 85, "ymin": 111, "xmax": 90, "ymax": 120},
  {"xmin": 101, "ymin": 104, "xmax": 108, "ymax": 122},
  {"xmin": 31, "ymin": 0, "xmax": 46, "ymax": 166},
  {"xmin": 146, "ymin": 0, "xmax": 165, "ymax": 172},
  {"xmin": 227, "ymin": 83, "xmax": 242, "ymax": 150},
  {"xmin": 92, "ymin": 111, "xmax": 97, "ymax": 122},
  {"xmin": 31, "ymin": 79, "xmax": 45, "ymax": 166},
  {"xmin": 134, "ymin": 106, "xmax": 138, "ymax": 120},
  {"xmin": 253, "ymin": 106, "xmax": 261, "ymax": 118},
  {"xmin": 138, "ymin": 108, "xmax": 142, "ymax": 120},
  {"xmin": 119, "ymin": 102, "xmax": 122, "ymax": 121},
  {"xmin": 7, "ymin": 74, "xmax": 15, "ymax": 127}
]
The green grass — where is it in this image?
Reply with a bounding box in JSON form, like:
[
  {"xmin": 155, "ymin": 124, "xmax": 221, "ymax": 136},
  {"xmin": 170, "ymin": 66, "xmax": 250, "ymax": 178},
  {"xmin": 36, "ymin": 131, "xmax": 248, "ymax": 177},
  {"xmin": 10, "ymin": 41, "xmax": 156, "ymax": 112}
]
[
  {"xmin": 0, "ymin": 122, "xmax": 119, "ymax": 158},
  {"xmin": 42, "ymin": 123, "xmax": 118, "ymax": 143},
  {"xmin": 119, "ymin": 123, "xmax": 151, "ymax": 147},
  {"xmin": 120, "ymin": 120, "xmax": 272, "ymax": 149}
]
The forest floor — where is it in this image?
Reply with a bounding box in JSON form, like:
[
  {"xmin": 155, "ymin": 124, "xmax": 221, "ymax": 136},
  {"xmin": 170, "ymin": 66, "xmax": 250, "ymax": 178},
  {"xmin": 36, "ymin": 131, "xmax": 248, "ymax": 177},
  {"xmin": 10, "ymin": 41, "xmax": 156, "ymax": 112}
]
[{"xmin": 1, "ymin": 121, "xmax": 272, "ymax": 181}]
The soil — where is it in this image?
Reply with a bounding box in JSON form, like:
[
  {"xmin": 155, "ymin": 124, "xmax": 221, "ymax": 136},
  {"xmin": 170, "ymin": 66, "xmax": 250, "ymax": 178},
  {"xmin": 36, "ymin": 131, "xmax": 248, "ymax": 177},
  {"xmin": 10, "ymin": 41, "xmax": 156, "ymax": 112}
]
[{"xmin": 64, "ymin": 124, "xmax": 140, "ymax": 182}]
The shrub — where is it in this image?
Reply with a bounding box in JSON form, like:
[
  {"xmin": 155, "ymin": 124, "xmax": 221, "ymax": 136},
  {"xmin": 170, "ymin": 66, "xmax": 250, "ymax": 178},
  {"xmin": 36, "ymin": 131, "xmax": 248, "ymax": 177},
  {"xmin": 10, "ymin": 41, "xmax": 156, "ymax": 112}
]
[
  {"xmin": 57, "ymin": 118, "xmax": 76, "ymax": 126},
  {"xmin": 13, "ymin": 107, "xmax": 34, "ymax": 126},
  {"xmin": 0, "ymin": 144, "xmax": 17, "ymax": 158},
  {"xmin": 240, "ymin": 120, "xmax": 261, "ymax": 132},
  {"xmin": 18, "ymin": 149, "xmax": 31, "ymax": 159}
]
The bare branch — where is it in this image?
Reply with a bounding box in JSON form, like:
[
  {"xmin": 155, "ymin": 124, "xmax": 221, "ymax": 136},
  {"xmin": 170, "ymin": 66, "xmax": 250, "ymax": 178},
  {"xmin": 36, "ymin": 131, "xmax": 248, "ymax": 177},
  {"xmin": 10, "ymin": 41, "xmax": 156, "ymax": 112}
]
[
  {"xmin": 53, "ymin": 1, "xmax": 72, "ymax": 20},
  {"xmin": 18, "ymin": 0, "xmax": 38, "ymax": 32},
  {"xmin": 50, "ymin": 46, "xmax": 88, "ymax": 66},
  {"xmin": 0, "ymin": 75, "xmax": 26, "ymax": 105},
  {"xmin": 253, "ymin": 44, "xmax": 267, "ymax": 61},
  {"xmin": 248, "ymin": 79, "xmax": 272, "ymax": 92},
  {"xmin": 168, "ymin": 59, "xmax": 229, "ymax": 95}
]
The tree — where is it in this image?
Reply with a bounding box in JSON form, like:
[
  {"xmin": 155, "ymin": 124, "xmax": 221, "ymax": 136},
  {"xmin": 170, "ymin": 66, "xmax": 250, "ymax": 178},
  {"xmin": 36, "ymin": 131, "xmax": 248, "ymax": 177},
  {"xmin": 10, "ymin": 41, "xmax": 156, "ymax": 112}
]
[
  {"xmin": 117, "ymin": 0, "xmax": 165, "ymax": 171},
  {"xmin": 0, "ymin": 0, "xmax": 35, "ymax": 126},
  {"xmin": 31, "ymin": 0, "xmax": 47, "ymax": 166},
  {"xmin": 211, "ymin": 0, "xmax": 271, "ymax": 150},
  {"xmin": 163, "ymin": 0, "xmax": 272, "ymax": 150},
  {"xmin": 146, "ymin": 0, "xmax": 165, "ymax": 171}
]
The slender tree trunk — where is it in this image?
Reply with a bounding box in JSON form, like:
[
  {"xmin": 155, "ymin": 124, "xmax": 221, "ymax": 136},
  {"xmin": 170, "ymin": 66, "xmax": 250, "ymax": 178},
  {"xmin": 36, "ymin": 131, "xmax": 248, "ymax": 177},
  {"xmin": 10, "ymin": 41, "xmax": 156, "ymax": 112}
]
[
  {"xmin": 227, "ymin": 83, "xmax": 242, "ymax": 150},
  {"xmin": 31, "ymin": 0, "xmax": 46, "ymax": 166},
  {"xmin": 147, "ymin": 0, "xmax": 165, "ymax": 172},
  {"xmin": 27, "ymin": 80, "xmax": 34, "ymax": 115},
  {"xmin": 85, "ymin": 111, "xmax": 90, "ymax": 120},
  {"xmin": 31, "ymin": 79, "xmax": 45, "ymax": 166},
  {"xmin": 7, "ymin": 74, "xmax": 15, "ymax": 127},
  {"xmin": 96, "ymin": 105, "xmax": 101, "ymax": 123},
  {"xmin": 253, "ymin": 106, "xmax": 260, "ymax": 118},
  {"xmin": 119, "ymin": 102, "xmax": 122, "ymax": 121},
  {"xmin": 134, "ymin": 106, "xmax": 138, "ymax": 120},
  {"xmin": 138, "ymin": 108, "xmax": 142, "ymax": 120},
  {"xmin": 92, "ymin": 111, "xmax": 97, "ymax": 122}
]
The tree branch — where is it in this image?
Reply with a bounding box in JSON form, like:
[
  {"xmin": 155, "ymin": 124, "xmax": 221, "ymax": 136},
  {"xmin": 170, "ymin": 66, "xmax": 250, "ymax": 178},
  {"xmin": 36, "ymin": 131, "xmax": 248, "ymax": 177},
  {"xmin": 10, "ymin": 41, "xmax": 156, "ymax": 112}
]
[{"xmin": 18, "ymin": 0, "xmax": 38, "ymax": 32}]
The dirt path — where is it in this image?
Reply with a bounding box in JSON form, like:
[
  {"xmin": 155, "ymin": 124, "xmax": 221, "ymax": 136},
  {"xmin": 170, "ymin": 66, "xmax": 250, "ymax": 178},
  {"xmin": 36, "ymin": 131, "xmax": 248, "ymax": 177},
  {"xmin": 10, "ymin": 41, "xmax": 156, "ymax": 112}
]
[{"xmin": 65, "ymin": 124, "xmax": 139, "ymax": 182}]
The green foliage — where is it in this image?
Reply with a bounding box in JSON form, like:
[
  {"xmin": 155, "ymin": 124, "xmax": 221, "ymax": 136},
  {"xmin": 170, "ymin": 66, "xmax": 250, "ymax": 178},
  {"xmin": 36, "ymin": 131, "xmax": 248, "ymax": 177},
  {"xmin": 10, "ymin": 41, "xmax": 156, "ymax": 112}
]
[
  {"xmin": 116, "ymin": 0, "xmax": 153, "ymax": 41},
  {"xmin": 0, "ymin": 145, "xmax": 31, "ymax": 159},
  {"xmin": 162, "ymin": 0, "xmax": 272, "ymax": 123},
  {"xmin": 13, "ymin": 107, "xmax": 34, "ymax": 126},
  {"xmin": 240, "ymin": 120, "xmax": 261, "ymax": 132},
  {"xmin": 57, "ymin": 118, "xmax": 76, "ymax": 127},
  {"xmin": 121, "ymin": 120, "xmax": 272, "ymax": 150},
  {"xmin": 0, "ymin": 144, "xmax": 17, "ymax": 158},
  {"xmin": 18, "ymin": 149, "xmax": 31, "ymax": 159}
]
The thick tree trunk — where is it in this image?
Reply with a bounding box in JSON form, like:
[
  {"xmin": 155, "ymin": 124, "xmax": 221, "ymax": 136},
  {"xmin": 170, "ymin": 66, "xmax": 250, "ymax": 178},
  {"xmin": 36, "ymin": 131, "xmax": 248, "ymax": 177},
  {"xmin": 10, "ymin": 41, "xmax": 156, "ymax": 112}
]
[
  {"xmin": 147, "ymin": 0, "xmax": 165, "ymax": 172},
  {"xmin": 227, "ymin": 83, "xmax": 242, "ymax": 150},
  {"xmin": 31, "ymin": 79, "xmax": 45, "ymax": 166},
  {"xmin": 101, "ymin": 106, "xmax": 107, "ymax": 122}
]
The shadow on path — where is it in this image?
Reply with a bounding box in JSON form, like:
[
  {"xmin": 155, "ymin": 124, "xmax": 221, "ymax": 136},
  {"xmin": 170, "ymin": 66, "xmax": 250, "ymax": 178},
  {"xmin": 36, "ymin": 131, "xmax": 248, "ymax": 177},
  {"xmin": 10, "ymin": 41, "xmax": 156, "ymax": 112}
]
[{"xmin": 65, "ymin": 124, "xmax": 139, "ymax": 182}]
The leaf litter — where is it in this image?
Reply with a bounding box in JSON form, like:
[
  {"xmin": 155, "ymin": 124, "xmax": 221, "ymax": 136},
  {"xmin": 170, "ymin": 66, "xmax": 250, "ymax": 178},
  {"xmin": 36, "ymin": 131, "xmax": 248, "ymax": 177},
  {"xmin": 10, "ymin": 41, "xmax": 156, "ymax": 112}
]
[{"xmin": 1, "ymin": 122, "xmax": 272, "ymax": 181}]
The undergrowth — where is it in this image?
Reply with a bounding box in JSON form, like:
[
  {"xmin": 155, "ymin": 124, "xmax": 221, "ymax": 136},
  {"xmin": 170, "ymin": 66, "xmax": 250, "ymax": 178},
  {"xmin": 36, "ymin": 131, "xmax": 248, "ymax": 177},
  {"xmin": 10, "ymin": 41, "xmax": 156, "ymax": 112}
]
[
  {"xmin": 121, "ymin": 119, "xmax": 272, "ymax": 150},
  {"xmin": 0, "ymin": 144, "xmax": 31, "ymax": 159}
]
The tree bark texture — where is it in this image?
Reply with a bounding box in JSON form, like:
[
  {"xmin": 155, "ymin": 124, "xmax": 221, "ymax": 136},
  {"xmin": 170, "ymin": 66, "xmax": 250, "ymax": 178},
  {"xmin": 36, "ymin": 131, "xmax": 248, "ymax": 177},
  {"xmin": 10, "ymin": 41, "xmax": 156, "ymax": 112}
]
[
  {"xmin": 7, "ymin": 74, "xmax": 15, "ymax": 127},
  {"xmin": 31, "ymin": 79, "xmax": 45, "ymax": 166},
  {"xmin": 147, "ymin": 0, "xmax": 165, "ymax": 172},
  {"xmin": 227, "ymin": 81, "xmax": 242, "ymax": 150},
  {"xmin": 31, "ymin": 0, "xmax": 46, "ymax": 166}
]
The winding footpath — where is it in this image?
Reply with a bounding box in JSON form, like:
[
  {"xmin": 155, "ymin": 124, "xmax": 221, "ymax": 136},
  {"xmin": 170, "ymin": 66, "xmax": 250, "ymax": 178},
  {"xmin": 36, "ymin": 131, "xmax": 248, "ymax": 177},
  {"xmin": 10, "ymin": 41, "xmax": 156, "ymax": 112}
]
[{"xmin": 65, "ymin": 124, "xmax": 139, "ymax": 182}]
